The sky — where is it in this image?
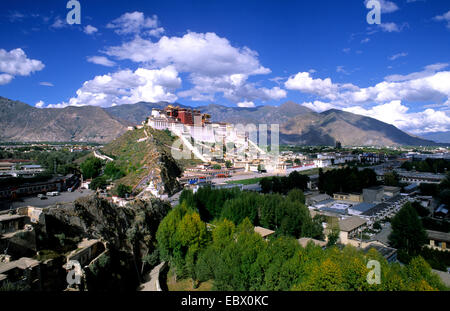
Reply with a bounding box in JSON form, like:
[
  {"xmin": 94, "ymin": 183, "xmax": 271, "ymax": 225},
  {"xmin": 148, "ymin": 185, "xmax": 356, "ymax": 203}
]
[{"xmin": 0, "ymin": 0, "xmax": 449, "ymax": 135}]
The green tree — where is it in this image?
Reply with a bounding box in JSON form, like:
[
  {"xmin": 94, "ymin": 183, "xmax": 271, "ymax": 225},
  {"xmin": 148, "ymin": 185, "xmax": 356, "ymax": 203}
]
[
  {"xmin": 80, "ymin": 157, "xmax": 103, "ymax": 179},
  {"xmin": 287, "ymin": 188, "xmax": 305, "ymax": 204},
  {"xmin": 389, "ymin": 202, "xmax": 428, "ymax": 257},
  {"xmin": 116, "ymin": 183, "xmax": 132, "ymax": 198},
  {"xmin": 90, "ymin": 176, "xmax": 107, "ymax": 190}
]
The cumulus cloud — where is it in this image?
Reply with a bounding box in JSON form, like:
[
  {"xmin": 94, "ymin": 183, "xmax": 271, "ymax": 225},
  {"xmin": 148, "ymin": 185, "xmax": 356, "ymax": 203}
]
[
  {"xmin": 105, "ymin": 32, "xmax": 270, "ymax": 76},
  {"xmin": 106, "ymin": 12, "xmax": 162, "ymax": 36},
  {"xmin": 344, "ymin": 100, "xmax": 450, "ymax": 134},
  {"xmin": 434, "ymin": 10, "xmax": 450, "ymax": 29},
  {"xmin": 0, "ymin": 48, "xmax": 45, "ymax": 76},
  {"xmin": 301, "ymin": 101, "xmax": 337, "ymax": 112},
  {"xmin": 0, "ymin": 74, "xmax": 13, "ymax": 85},
  {"xmin": 0, "ymin": 48, "xmax": 44, "ymax": 84},
  {"xmin": 103, "ymin": 31, "xmax": 278, "ymax": 103},
  {"xmin": 287, "ymin": 65, "xmax": 450, "ymax": 110},
  {"xmin": 84, "ymin": 25, "xmax": 98, "ymax": 35},
  {"xmin": 87, "ymin": 56, "xmax": 116, "ymax": 67},
  {"xmin": 60, "ymin": 66, "xmax": 181, "ymax": 108},
  {"xmin": 237, "ymin": 101, "xmax": 255, "ymax": 108},
  {"xmin": 35, "ymin": 100, "xmax": 45, "ymax": 108},
  {"xmin": 284, "ymin": 72, "xmax": 356, "ymax": 100},
  {"xmin": 47, "ymin": 103, "xmax": 69, "ymax": 109}
]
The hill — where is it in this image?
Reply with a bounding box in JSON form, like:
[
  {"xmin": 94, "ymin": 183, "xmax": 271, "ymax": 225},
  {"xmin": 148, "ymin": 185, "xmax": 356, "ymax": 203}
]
[
  {"xmin": 0, "ymin": 96, "xmax": 439, "ymax": 146},
  {"xmin": 419, "ymin": 131, "xmax": 450, "ymax": 144},
  {"xmin": 100, "ymin": 126, "xmax": 200, "ymax": 194},
  {"xmin": 0, "ymin": 97, "xmax": 128, "ymax": 143}
]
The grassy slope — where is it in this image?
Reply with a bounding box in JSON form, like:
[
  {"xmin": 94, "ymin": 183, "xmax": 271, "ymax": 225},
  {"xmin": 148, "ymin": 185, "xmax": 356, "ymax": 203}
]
[{"xmin": 100, "ymin": 126, "xmax": 201, "ymax": 189}]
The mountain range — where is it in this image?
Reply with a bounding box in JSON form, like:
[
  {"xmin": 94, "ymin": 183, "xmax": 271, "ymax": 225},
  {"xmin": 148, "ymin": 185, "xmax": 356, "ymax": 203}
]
[{"xmin": 0, "ymin": 96, "xmax": 441, "ymax": 146}]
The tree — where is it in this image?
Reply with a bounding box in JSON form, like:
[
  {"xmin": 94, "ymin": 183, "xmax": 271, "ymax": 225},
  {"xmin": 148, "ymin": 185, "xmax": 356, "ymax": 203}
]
[
  {"xmin": 225, "ymin": 160, "xmax": 232, "ymax": 169},
  {"xmin": 104, "ymin": 161, "xmax": 124, "ymax": 180},
  {"xmin": 80, "ymin": 157, "xmax": 103, "ymax": 179},
  {"xmin": 389, "ymin": 202, "xmax": 428, "ymax": 258},
  {"xmin": 212, "ymin": 164, "xmax": 222, "ymax": 170},
  {"xmin": 287, "ymin": 188, "xmax": 305, "ymax": 204},
  {"xmin": 90, "ymin": 176, "xmax": 107, "ymax": 190},
  {"xmin": 384, "ymin": 171, "xmax": 400, "ymax": 187},
  {"xmin": 116, "ymin": 184, "xmax": 132, "ymax": 198}
]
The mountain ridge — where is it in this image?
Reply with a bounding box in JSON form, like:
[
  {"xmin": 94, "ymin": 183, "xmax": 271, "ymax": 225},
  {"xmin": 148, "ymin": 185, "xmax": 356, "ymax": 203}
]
[{"xmin": 0, "ymin": 96, "xmax": 440, "ymax": 146}]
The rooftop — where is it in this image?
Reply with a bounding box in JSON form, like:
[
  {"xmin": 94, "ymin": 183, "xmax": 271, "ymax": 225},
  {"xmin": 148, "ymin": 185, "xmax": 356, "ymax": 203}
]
[
  {"xmin": 362, "ymin": 203, "xmax": 389, "ymax": 216},
  {"xmin": 0, "ymin": 257, "xmax": 40, "ymax": 274},
  {"xmin": 339, "ymin": 216, "xmax": 367, "ymax": 232},
  {"xmin": 426, "ymin": 230, "xmax": 450, "ymax": 243},
  {"xmin": 351, "ymin": 202, "xmax": 376, "ymax": 213},
  {"xmin": 254, "ymin": 226, "xmax": 275, "ymax": 238}
]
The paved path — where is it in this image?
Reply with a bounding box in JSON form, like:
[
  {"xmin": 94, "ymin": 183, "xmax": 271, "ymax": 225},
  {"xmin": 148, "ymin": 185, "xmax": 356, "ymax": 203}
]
[
  {"xmin": 138, "ymin": 262, "xmax": 166, "ymax": 291},
  {"xmin": 373, "ymin": 223, "xmax": 392, "ymax": 245}
]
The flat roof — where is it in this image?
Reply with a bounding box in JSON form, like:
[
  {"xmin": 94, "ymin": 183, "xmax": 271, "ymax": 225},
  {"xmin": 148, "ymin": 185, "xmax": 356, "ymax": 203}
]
[
  {"xmin": 0, "ymin": 257, "xmax": 40, "ymax": 274},
  {"xmin": 426, "ymin": 230, "xmax": 450, "ymax": 242},
  {"xmin": 362, "ymin": 203, "xmax": 389, "ymax": 216},
  {"xmin": 351, "ymin": 202, "xmax": 376, "ymax": 213},
  {"xmin": 254, "ymin": 226, "xmax": 275, "ymax": 238},
  {"xmin": 339, "ymin": 216, "xmax": 367, "ymax": 232}
]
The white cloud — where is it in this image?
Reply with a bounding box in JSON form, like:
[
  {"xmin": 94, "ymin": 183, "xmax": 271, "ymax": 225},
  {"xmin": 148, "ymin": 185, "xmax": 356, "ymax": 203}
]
[
  {"xmin": 237, "ymin": 101, "xmax": 255, "ymax": 108},
  {"xmin": 39, "ymin": 81, "xmax": 54, "ymax": 87},
  {"xmin": 285, "ymin": 72, "xmax": 357, "ymax": 100},
  {"xmin": 389, "ymin": 52, "xmax": 408, "ymax": 61},
  {"xmin": 364, "ymin": 0, "xmax": 399, "ymax": 14},
  {"xmin": 287, "ymin": 64, "xmax": 450, "ymax": 111},
  {"xmin": 51, "ymin": 17, "xmax": 66, "ymax": 29},
  {"xmin": 35, "ymin": 100, "xmax": 45, "ymax": 108},
  {"xmin": 47, "ymin": 103, "xmax": 69, "ymax": 109},
  {"xmin": 378, "ymin": 22, "xmax": 401, "ymax": 32},
  {"xmin": 0, "ymin": 48, "xmax": 44, "ymax": 84},
  {"xmin": 84, "ymin": 25, "xmax": 98, "ymax": 35},
  {"xmin": 104, "ymin": 32, "xmax": 270, "ymax": 76},
  {"xmin": 0, "ymin": 48, "xmax": 45, "ymax": 76},
  {"xmin": 361, "ymin": 38, "xmax": 370, "ymax": 43},
  {"xmin": 434, "ymin": 10, "xmax": 450, "ymax": 29},
  {"xmin": 0, "ymin": 74, "xmax": 13, "ymax": 85},
  {"xmin": 106, "ymin": 12, "xmax": 162, "ymax": 36},
  {"xmin": 344, "ymin": 100, "xmax": 450, "ymax": 134},
  {"xmin": 87, "ymin": 56, "xmax": 116, "ymax": 67},
  {"xmin": 60, "ymin": 66, "xmax": 181, "ymax": 108},
  {"xmin": 384, "ymin": 63, "xmax": 448, "ymax": 81},
  {"xmin": 301, "ymin": 101, "xmax": 336, "ymax": 112},
  {"xmin": 104, "ymin": 31, "xmax": 276, "ymax": 103}
]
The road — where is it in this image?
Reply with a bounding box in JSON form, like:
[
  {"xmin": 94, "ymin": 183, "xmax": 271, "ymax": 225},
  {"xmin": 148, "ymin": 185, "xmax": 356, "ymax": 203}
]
[
  {"xmin": 373, "ymin": 222, "xmax": 392, "ymax": 245},
  {"xmin": 211, "ymin": 171, "xmax": 279, "ymax": 184},
  {"xmin": 2, "ymin": 189, "xmax": 95, "ymax": 210}
]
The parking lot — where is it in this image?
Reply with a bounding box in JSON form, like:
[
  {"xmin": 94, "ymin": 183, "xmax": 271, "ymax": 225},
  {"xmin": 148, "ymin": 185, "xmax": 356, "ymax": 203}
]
[{"xmin": 2, "ymin": 189, "xmax": 95, "ymax": 210}]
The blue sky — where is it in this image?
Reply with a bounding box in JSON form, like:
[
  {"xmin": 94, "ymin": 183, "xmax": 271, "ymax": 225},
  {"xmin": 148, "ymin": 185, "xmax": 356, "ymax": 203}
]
[{"xmin": 0, "ymin": 0, "xmax": 449, "ymax": 134}]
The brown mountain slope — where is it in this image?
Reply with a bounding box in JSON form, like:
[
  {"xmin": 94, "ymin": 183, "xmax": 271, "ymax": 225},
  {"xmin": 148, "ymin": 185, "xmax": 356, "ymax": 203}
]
[{"xmin": 0, "ymin": 97, "xmax": 128, "ymax": 143}]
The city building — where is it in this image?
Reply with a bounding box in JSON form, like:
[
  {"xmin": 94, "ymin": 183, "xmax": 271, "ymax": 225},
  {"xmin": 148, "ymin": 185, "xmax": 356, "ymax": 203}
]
[
  {"xmin": 363, "ymin": 186, "xmax": 384, "ymax": 203},
  {"xmin": 426, "ymin": 230, "xmax": 450, "ymax": 252},
  {"xmin": 338, "ymin": 216, "xmax": 368, "ymax": 244},
  {"xmin": 333, "ymin": 192, "xmax": 363, "ymax": 203}
]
